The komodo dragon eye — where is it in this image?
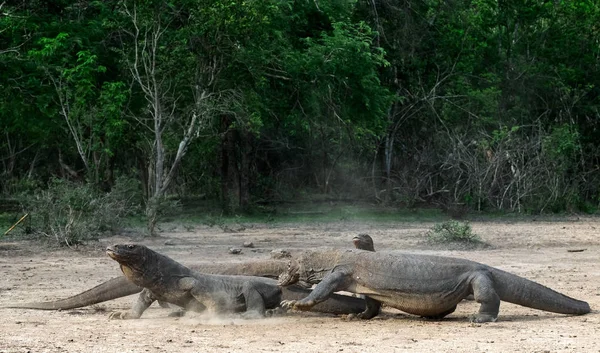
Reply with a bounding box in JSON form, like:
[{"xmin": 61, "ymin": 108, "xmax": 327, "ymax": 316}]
[{"xmin": 127, "ymin": 244, "xmax": 135, "ymax": 249}]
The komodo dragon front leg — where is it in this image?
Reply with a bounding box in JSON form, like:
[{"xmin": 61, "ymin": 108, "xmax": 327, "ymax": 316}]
[
  {"xmin": 281, "ymin": 266, "xmax": 381, "ymax": 319},
  {"xmin": 108, "ymin": 278, "xmax": 212, "ymax": 320},
  {"xmin": 109, "ymin": 288, "xmax": 161, "ymax": 320}
]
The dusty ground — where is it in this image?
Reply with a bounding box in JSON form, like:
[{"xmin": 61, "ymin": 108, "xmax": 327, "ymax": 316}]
[{"xmin": 1, "ymin": 217, "xmax": 599, "ymax": 352}]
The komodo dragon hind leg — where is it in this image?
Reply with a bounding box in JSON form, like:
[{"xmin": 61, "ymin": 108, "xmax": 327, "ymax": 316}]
[
  {"xmin": 356, "ymin": 297, "xmax": 381, "ymax": 320},
  {"xmin": 239, "ymin": 282, "xmax": 267, "ymax": 319},
  {"xmin": 470, "ymin": 271, "xmax": 500, "ymax": 323},
  {"xmin": 241, "ymin": 281, "xmax": 282, "ymax": 319}
]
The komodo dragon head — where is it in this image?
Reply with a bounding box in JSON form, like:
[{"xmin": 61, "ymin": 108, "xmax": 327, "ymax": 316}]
[
  {"xmin": 352, "ymin": 234, "xmax": 374, "ymax": 252},
  {"xmin": 106, "ymin": 244, "xmax": 156, "ymax": 284}
]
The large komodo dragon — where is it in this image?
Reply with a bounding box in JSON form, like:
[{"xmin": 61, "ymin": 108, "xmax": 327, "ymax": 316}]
[
  {"xmin": 278, "ymin": 249, "xmax": 591, "ymax": 323},
  {"xmin": 3, "ymin": 238, "xmax": 373, "ymax": 315}
]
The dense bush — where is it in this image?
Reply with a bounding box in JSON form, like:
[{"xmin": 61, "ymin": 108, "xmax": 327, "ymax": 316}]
[
  {"xmin": 22, "ymin": 177, "xmax": 141, "ymax": 246},
  {"xmin": 426, "ymin": 221, "xmax": 481, "ymax": 244}
]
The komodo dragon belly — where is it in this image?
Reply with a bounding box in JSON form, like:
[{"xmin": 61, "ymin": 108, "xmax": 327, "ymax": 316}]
[{"xmin": 349, "ymin": 283, "xmax": 468, "ymax": 317}]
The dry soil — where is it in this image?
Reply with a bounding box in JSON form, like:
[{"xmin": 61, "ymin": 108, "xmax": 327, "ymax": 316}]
[{"xmin": 1, "ymin": 217, "xmax": 599, "ymax": 352}]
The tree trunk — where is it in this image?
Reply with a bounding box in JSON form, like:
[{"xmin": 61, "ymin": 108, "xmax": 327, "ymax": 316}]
[
  {"xmin": 239, "ymin": 131, "xmax": 251, "ymax": 210},
  {"xmin": 146, "ymin": 196, "xmax": 159, "ymax": 236},
  {"xmin": 383, "ymin": 132, "xmax": 394, "ymax": 203},
  {"xmin": 220, "ymin": 117, "xmax": 240, "ymax": 214}
]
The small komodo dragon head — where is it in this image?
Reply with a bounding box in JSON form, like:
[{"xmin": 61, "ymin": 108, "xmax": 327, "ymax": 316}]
[{"xmin": 352, "ymin": 234, "xmax": 374, "ymax": 252}]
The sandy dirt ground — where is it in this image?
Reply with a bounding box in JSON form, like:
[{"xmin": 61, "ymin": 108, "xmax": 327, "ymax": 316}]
[{"xmin": 1, "ymin": 217, "xmax": 599, "ymax": 352}]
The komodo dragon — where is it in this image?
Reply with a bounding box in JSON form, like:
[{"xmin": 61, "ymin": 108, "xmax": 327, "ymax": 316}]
[
  {"xmin": 2, "ymin": 257, "xmax": 365, "ymax": 315},
  {"xmin": 278, "ymin": 249, "xmax": 591, "ymax": 323},
  {"xmin": 3, "ymin": 236, "xmax": 374, "ymax": 315},
  {"xmin": 0, "ymin": 234, "xmax": 373, "ymax": 314},
  {"xmin": 105, "ymin": 243, "xmax": 284, "ymax": 319}
]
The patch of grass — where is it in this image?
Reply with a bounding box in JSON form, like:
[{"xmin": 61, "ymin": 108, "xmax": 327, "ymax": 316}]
[{"xmin": 426, "ymin": 220, "xmax": 481, "ymax": 244}]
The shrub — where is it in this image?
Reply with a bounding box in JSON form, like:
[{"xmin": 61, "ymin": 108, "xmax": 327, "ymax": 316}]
[
  {"xmin": 426, "ymin": 220, "xmax": 481, "ymax": 244},
  {"xmin": 23, "ymin": 176, "xmax": 141, "ymax": 246}
]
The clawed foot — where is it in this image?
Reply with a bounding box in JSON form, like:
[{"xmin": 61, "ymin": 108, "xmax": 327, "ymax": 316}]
[
  {"xmin": 345, "ymin": 313, "xmax": 360, "ymax": 321},
  {"xmin": 280, "ymin": 300, "xmax": 297, "ymax": 310},
  {"xmin": 280, "ymin": 299, "xmax": 313, "ymax": 311},
  {"xmin": 469, "ymin": 313, "xmax": 498, "ymax": 323},
  {"xmin": 108, "ymin": 311, "xmax": 138, "ymax": 320},
  {"xmin": 344, "ymin": 312, "xmax": 371, "ymax": 321}
]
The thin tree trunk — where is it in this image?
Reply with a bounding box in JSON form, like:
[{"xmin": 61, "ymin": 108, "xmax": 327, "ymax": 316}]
[
  {"xmin": 239, "ymin": 131, "xmax": 251, "ymax": 210},
  {"xmin": 220, "ymin": 120, "xmax": 240, "ymax": 214}
]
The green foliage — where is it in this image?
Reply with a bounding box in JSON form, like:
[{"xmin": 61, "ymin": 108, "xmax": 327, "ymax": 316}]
[
  {"xmin": 1, "ymin": 0, "xmax": 600, "ymax": 221},
  {"xmin": 426, "ymin": 221, "xmax": 481, "ymax": 244},
  {"xmin": 543, "ymin": 124, "xmax": 581, "ymax": 161},
  {"xmin": 22, "ymin": 177, "xmax": 141, "ymax": 246}
]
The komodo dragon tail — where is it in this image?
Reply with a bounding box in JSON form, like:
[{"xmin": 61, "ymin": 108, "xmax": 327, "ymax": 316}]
[
  {"xmin": 2, "ymin": 276, "xmax": 140, "ymax": 310},
  {"xmin": 491, "ymin": 269, "xmax": 590, "ymax": 315}
]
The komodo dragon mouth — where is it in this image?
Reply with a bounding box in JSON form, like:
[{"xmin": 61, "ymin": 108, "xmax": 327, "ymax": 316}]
[
  {"xmin": 106, "ymin": 244, "xmax": 139, "ymax": 262},
  {"xmin": 106, "ymin": 247, "xmax": 117, "ymax": 259}
]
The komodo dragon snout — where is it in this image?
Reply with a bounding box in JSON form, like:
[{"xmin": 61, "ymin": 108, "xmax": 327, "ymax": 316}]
[{"xmin": 106, "ymin": 244, "xmax": 142, "ymax": 261}]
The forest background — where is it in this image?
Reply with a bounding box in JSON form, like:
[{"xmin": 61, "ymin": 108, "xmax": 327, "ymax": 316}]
[{"xmin": 1, "ymin": 0, "xmax": 599, "ymax": 241}]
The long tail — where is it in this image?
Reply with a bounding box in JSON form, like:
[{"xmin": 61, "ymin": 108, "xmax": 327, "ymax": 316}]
[
  {"xmin": 3, "ymin": 276, "xmax": 141, "ymax": 310},
  {"xmin": 492, "ymin": 269, "xmax": 590, "ymax": 315}
]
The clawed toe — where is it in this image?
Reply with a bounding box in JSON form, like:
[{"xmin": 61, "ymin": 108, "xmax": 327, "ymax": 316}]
[
  {"xmin": 108, "ymin": 311, "xmax": 124, "ymax": 320},
  {"xmin": 280, "ymin": 300, "xmax": 297, "ymax": 310},
  {"xmin": 469, "ymin": 314, "xmax": 497, "ymax": 323}
]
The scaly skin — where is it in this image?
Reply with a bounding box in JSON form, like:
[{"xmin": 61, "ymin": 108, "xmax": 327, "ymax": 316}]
[
  {"xmin": 4, "ymin": 237, "xmax": 376, "ymax": 314},
  {"xmin": 279, "ymin": 249, "xmax": 591, "ymax": 323},
  {"xmin": 106, "ymin": 244, "xmax": 284, "ymax": 319},
  {"xmin": 1, "ymin": 260, "xmax": 288, "ymax": 311},
  {"xmin": 2, "ymin": 255, "xmax": 366, "ymax": 316}
]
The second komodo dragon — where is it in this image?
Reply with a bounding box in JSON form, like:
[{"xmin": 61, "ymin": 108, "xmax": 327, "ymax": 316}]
[{"xmin": 278, "ymin": 249, "xmax": 591, "ymax": 322}]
